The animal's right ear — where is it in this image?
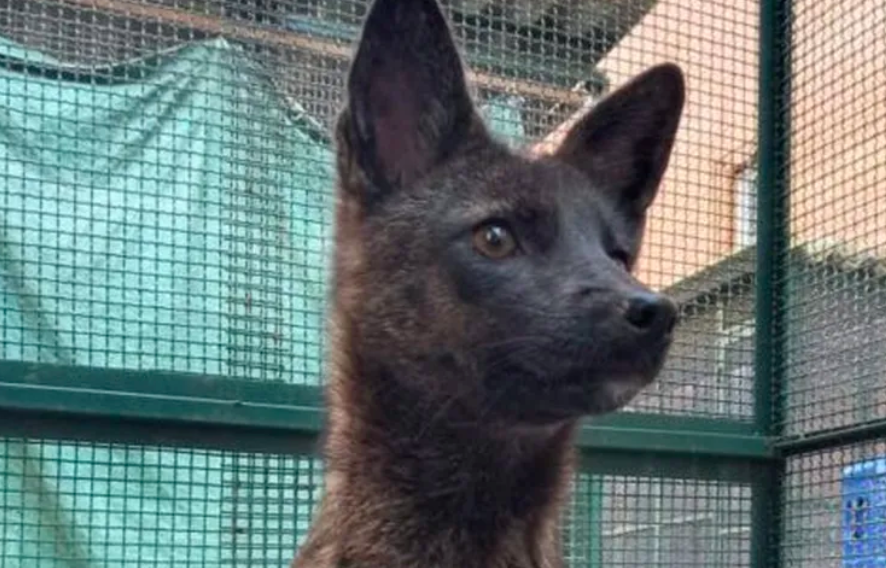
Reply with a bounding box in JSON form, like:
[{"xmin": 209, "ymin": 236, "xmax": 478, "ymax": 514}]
[
  {"xmin": 339, "ymin": 0, "xmax": 484, "ymax": 205},
  {"xmin": 550, "ymin": 64, "xmax": 685, "ymax": 217}
]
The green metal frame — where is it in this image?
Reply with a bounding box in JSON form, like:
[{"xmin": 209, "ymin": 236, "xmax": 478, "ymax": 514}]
[
  {"xmin": 751, "ymin": 0, "xmax": 792, "ymax": 565},
  {"xmin": 0, "ymin": 360, "xmax": 772, "ymax": 463}
]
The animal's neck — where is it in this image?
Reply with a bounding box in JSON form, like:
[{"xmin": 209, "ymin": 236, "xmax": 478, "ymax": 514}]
[{"xmin": 298, "ymin": 346, "xmax": 576, "ymax": 568}]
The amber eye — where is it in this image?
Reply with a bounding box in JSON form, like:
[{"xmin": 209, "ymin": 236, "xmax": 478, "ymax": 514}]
[{"xmin": 472, "ymin": 221, "xmax": 518, "ymax": 259}]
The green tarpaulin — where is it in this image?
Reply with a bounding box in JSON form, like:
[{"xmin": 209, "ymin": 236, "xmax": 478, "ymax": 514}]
[{"xmin": 0, "ymin": 35, "xmax": 525, "ymax": 566}]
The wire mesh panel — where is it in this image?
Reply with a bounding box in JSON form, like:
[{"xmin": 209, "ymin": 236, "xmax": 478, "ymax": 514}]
[
  {"xmin": 780, "ymin": 0, "xmax": 886, "ymax": 437},
  {"xmin": 561, "ymin": 472, "xmax": 753, "ymax": 568},
  {"xmin": 0, "ymin": 6, "xmax": 334, "ymax": 385},
  {"xmin": 0, "ymin": 0, "xmax": 770, "ymax": 567},
  {"xmin": 597, "ymin": 476, "xmax": 751, "ymax": 567},
  {"xmin": 776, "ymin": 1, "xmax": 886, "ymax": 566},
  {"xmin": 0, "ymin": 439, "xmax": 757, "ymax": 568},
  {"xmin": 0, "ymin": 437, "xmax": 324, "ymax": 567},
  {"xmin": 782, "ymin": 441, "xmax": 886, "ymax": 568}
]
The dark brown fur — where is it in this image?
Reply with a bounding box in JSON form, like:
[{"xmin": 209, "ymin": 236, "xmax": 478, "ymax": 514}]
[{"xmin": 292, "ymin": 1, "xmax": 685, "ymax": 567}]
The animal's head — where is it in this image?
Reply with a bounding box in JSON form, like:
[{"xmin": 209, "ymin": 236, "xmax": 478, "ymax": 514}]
[{"xmin": 333, "ymin": 0, "xmax": 685, "ymax": 426}]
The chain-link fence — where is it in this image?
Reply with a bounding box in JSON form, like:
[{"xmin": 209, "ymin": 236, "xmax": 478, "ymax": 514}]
[{"xmin": 0, "ymin": 0, "xmax": 883, "ymax": 566}]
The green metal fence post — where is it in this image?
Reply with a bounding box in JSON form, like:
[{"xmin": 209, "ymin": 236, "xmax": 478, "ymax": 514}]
[{"xmin": 752, "ymin": 0, "xmax": 792, "ymax": 566}]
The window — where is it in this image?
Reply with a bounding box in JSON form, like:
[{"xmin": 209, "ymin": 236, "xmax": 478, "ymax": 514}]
[{"xmin": 733, "ymin": 163, "xmax": 758, "ymax": 249}]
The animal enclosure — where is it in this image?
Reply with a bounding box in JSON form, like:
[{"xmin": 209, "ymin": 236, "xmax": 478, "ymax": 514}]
[{"xmin": 0, "ymin": 0, "xmax": 883, "ymax": 566}]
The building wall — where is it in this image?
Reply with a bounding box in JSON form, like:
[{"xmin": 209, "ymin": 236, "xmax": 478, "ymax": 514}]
[{"xmin": 788, "ymin": 0, "xmax": 886, "ymax": 257}]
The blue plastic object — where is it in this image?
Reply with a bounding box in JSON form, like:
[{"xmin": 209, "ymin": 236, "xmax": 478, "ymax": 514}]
[{"xmin": 842, "ymin": 458, "xmax": 886, "ymax": 567}]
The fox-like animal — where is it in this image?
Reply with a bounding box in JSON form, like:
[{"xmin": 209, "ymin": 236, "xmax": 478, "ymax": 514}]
[{"xmin": 292, "ymin": 0, "xmax": 685, "ymax": 566}]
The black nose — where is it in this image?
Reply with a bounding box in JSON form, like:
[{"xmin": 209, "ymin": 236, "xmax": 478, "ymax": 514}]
[{"xmin": 625, "ymin": 293, "xmax": 678, "ymax": 334}]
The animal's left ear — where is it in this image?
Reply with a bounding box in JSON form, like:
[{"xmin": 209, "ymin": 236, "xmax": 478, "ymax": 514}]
[
  {"xmin": 341, "ymin": 0, "xmax": 483, "ymax": 203},
  {"xmin": 552, "ymin": 63, "xmax": 685, "ymax": 215}
]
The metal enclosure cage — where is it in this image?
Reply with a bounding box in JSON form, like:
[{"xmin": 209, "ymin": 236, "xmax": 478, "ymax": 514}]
[{"xmin": 0, "ymin": 0, "xmax": 883, "ymax": 566}]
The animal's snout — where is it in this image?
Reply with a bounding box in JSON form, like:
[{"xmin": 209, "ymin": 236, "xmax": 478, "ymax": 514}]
[{"xmin": 624, "ymin": 292, "xmax": 678, "ymax": 335}]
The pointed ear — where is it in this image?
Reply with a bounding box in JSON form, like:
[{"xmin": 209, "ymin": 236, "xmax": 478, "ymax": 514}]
[
  {"xmin": 552, "ymin": 63, "xmax": 685, "ymax": 215},
  {"xmin": 342, "ymin": 0, "xmax": 482, "ymax": 201}
]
